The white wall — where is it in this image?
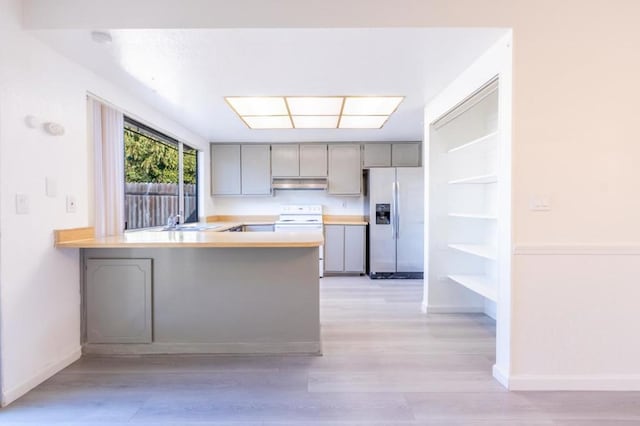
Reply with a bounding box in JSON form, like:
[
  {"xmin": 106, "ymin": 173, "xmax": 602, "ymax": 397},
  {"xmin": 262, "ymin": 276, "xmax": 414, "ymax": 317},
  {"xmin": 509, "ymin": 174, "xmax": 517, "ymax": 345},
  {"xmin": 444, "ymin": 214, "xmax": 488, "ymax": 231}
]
[
  {"xmin": 13, "ymin": 0, "xmax": 640, "ymax": 391},
  {"xmin": 0, "ymin": 0, "xmax": 207, "ymax": 405},
  {"xmin": 211, "ymin": 192, "xmax": 364, "ymax": 216}
]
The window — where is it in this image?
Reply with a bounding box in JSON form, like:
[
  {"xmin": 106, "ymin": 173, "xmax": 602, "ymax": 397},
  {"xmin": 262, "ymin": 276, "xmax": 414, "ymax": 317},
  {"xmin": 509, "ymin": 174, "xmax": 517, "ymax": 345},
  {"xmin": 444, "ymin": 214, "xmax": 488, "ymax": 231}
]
[{"xmin": 124, "ymin": 117, "xmax": 199, "ymax": 230}]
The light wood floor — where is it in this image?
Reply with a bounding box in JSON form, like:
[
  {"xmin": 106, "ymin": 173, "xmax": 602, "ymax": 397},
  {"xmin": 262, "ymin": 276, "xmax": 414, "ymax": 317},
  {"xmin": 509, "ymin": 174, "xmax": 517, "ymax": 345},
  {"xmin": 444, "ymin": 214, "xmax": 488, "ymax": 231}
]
[{"xmin": 1, "ymin": 276, "xmax": 639, "ymax": 425}]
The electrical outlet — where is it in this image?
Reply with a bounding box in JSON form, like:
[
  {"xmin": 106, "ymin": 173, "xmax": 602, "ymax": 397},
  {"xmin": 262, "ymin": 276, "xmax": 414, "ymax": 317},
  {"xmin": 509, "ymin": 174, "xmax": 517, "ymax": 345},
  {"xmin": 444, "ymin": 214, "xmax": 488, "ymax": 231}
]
[
  {"xmin": 16, "ymin": 193, "xmax": 29, "ymax": 214},
  {"xmin": 529, "ymin": 194, "xmax": 551, "ymax": 211},
  {"xmin": 66, "ymin": 195, "xmax": 77, "ymax": 213}
]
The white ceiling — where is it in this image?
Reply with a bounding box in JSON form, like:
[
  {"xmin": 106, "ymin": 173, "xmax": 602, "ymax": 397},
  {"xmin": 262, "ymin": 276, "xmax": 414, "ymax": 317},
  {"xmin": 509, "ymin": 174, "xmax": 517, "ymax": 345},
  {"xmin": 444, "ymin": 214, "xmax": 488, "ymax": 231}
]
[{"xmin": 32, "ymin": 28, "xmax": 507, "ymax": 143}]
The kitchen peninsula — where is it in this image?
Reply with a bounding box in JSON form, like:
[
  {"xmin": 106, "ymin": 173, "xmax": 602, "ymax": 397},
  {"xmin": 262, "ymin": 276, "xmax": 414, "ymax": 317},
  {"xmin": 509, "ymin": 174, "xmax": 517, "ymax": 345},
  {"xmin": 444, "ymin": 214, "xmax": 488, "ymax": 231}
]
[{"xmin": 55, "ymin": 227, "xmax": 323, "ymax": 355}]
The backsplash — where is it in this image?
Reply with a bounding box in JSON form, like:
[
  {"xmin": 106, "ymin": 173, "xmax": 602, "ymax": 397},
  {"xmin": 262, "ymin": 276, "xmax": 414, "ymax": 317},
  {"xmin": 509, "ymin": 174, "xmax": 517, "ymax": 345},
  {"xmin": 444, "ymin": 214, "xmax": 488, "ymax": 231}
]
[{"xmin": 211, "ymin": 191, "xmax": 365, "ymax": 215}]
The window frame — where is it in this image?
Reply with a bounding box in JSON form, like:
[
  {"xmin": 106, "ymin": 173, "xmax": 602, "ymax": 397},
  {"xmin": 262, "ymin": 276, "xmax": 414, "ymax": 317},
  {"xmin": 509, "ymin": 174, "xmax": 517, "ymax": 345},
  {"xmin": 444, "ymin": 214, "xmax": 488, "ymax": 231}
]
[{"xmin": 123, "ymin": 117, "xmax": 199, "ymax": 230}]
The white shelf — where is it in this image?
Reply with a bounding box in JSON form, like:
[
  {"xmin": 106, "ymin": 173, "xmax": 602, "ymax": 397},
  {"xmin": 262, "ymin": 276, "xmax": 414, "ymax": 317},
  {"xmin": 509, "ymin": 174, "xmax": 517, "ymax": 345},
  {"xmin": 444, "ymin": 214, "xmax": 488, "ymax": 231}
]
[
  {"xmin": 448, "ymin": 244, "xmax": 497, "ymax": 260},
  {"xmin": 448, "ymin": 274, "xmax": 497, "ymax": 302},
  {"xmin": 448, "ymin": 213, "xmax": 497, "ymax": 220},
  {"xmin": 447, "ymin": 131, "xmax": 498, "ymax": 153},
  {"xmin": 447, "ymin": 174, "xmax": 497, "ymax": 185}
]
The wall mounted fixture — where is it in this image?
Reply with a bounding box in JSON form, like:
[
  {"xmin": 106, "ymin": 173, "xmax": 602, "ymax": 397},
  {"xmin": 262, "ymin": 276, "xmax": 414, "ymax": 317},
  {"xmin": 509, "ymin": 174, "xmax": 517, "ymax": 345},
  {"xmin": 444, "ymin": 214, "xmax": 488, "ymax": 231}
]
[{"xmin": 43, "ymin": 122, "xmax": 65, "ymax": 136}]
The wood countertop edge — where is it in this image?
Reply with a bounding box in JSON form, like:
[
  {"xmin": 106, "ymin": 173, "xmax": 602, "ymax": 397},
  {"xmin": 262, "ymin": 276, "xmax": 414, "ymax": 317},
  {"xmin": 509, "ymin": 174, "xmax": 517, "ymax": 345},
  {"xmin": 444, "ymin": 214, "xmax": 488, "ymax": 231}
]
[{"xmin": 55, "ymin": 241, "xmax": 323, "ymax": 249}]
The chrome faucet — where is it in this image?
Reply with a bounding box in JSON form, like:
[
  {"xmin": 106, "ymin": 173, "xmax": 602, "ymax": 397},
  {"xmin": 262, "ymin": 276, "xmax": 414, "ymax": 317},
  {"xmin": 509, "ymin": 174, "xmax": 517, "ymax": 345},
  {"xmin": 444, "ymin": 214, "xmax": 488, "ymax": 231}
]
[{"xmin": 166, "ymin": 214, "xmax": 182, "ymax": 229}]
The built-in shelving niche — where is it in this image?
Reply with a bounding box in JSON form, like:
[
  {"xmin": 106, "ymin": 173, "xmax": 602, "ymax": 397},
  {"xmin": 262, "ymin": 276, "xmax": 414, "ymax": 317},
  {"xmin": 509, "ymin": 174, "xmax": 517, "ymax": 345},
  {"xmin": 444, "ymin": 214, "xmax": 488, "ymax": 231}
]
[{"xmin": 428, "ymin": 79, "xmax": 500, "ymax": 316}]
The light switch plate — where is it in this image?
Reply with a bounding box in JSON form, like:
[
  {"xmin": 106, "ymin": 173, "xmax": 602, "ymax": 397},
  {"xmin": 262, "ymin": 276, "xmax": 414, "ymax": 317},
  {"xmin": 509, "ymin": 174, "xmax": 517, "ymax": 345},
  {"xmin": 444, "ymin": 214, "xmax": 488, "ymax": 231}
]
[
  {"xmin": 530, "ymin": 194, "xmax": 551, "ymax": 211},
  {"xmin": 45, "ymin": 177, "xmax": 57, "ymax": 197},
  {"xmin": 16, "ymin": 193, "xmax": 29, "ymax": 214},
  {"xmin": 66, "ymin": 195, "xmax": 77, "ymax": 213}
]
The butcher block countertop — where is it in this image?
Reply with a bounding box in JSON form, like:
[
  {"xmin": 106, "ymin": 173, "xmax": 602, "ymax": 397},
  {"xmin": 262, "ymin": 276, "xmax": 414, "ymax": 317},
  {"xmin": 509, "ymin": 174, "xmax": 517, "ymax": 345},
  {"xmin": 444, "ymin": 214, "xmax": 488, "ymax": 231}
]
[
  {"xmin": 322, "ymin": 215, "xmax": 368, "ymax": 225},
  {"xmin": 205, "ymin": 215, "xmax": 368, "ymax": 226},
  {"xmin": 54, "ymin": 227, "xmax": 323, "ymax": 248}
]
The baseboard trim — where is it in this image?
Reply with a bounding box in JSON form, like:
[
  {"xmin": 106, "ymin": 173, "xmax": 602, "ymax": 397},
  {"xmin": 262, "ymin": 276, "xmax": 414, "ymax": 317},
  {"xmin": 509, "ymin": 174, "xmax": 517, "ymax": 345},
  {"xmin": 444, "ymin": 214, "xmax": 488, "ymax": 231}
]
[
  {"xmin": 82, "ymin": 341, "xmax": 322, "ymax": 356},
  {"xmin": 509, "ymin": 374, "xmax": 640, "ymax": 391},
  {"xmin": 1, "ymin": 346, "xmax": 81, "ymax": 407},
  {"xmin": 492, "ymin": 364, "xmax": 509, "ymax": 389},
  {"xmin": 421, "ymin": 303, "xmax": 485, "ymax": 314},
  {"xmin": 514, "ymin": 244, "xmax": 640, "ymax": 256}
]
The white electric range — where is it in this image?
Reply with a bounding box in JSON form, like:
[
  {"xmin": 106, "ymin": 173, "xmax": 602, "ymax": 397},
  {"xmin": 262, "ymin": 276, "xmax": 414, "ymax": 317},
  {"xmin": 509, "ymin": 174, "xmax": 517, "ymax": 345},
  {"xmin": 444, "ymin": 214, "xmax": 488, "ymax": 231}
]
[{"xmin": 274, "ymin": 205, "xmax": 324, "ymax": 277}]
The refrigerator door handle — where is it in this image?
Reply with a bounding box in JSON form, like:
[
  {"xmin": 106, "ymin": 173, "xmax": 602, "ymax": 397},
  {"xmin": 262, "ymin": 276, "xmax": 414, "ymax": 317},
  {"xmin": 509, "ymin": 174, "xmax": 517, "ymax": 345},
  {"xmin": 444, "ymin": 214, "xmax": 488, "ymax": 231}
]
[
  {"xmin": 396, "ymin": 181, "xmax": 400, "ymax": 239},
  {"xmin": 391, "ymin": 182, "xmax": 397, "ymax": 239}
]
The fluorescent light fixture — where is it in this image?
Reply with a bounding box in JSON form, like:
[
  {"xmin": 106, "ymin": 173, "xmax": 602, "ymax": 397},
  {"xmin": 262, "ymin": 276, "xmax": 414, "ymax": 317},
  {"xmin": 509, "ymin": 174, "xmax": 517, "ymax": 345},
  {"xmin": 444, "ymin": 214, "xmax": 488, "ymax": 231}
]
[
  {"xmin": 339, "ymin": 115, "xmax": 389, "ymax": 129},
  {"xmin": 225, "ymin": 97, "xmax": 288, "ymax": 116},
  {"xmin": 292, "ymin": 116, "xmax": 340, "ymax": 129},
  {"xmin": 225, "ymin": 95, "xmax": 403, "ymax": 129},
  {"xmin": 342, "ymin": 96, "xmax": 404, "ymax": 115},
  {"xmin": 242, "ymin": 116, "xmax": 292, "ymax": 129},
  {"xmin": 286, "ymin": 97, "xmax": 343, "ymax": 116}
]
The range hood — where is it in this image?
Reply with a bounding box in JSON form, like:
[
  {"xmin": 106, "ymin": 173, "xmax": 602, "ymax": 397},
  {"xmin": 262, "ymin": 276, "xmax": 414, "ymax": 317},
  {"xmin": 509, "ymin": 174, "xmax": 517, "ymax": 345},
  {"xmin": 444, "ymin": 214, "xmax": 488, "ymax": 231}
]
[{"xmin": 271, "ymin": 177, "xmax": 328, "ymax": 190}]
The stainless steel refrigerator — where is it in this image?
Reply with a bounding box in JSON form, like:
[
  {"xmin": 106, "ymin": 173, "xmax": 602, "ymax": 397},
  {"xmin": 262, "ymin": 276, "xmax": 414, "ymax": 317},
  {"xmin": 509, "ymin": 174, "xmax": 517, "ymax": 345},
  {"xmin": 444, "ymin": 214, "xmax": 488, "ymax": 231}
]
[{"xmin": 368, "ymin": 167, "xmax": 424, "ymax": 278}]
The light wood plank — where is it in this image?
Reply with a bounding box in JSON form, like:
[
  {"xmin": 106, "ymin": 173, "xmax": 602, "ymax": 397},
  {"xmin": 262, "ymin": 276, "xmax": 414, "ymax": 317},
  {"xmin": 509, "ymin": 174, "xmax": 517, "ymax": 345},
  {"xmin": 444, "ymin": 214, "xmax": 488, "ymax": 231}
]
[{"xmin": 53, "ymin": 226, "xmax": 94, "ymax": 246}]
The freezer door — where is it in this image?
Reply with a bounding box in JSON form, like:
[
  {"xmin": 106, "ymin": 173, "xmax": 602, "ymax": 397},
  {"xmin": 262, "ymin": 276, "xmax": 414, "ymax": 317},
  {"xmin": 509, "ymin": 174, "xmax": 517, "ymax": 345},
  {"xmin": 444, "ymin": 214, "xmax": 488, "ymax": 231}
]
[
  {"xmin": 369, "ymin": 168, "xmax": 397, "ymax": 273},
  {"xmin": 396, "ymin": 167, "xmax": 424, "ymax": 272}
]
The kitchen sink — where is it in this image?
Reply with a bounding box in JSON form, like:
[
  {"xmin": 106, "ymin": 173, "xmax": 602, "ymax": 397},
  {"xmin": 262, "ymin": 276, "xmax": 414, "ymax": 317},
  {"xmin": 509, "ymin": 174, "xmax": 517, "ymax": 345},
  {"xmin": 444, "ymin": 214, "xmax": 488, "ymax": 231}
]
[{"xmin": 152, "ymin": 224, "xmax": 221, "ymax": 232}]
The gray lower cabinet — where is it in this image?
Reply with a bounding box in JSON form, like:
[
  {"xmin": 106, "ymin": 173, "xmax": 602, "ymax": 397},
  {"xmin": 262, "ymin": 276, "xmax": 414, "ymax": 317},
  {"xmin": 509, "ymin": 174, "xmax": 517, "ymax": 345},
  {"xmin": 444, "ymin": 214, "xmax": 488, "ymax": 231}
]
[
  {"xmin": 211, "ymin": 144, "xmax": 241, "ymax": 195},
  {"xmin": 85, "ymin": 258, "xmax": 152, "ymax": 344},
  {"xmin": 243, "ymin": 224, "xmax": 274, "ymax": 232},
  {"xmin": 392, "ymin": 143, "xmax": 421, "ymax": 167},
  {"xmin": 241, "ymin": 144, "xmax": 271, "ymax": 195},
  {"xmin": 328, "ymin": 144, "xmax": 361, "ymax": 195},
  {"xmin": 324, "ymin": 225, "xmax": 366, "ymax": 274}
]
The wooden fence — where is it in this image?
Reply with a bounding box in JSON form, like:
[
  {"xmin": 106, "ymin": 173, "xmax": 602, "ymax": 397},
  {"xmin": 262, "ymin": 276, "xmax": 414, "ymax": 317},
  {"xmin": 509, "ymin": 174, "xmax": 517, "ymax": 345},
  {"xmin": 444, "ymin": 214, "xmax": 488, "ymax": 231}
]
[{"xmin": 125, "ymin": 183, "xmax": 197, "ymax": 229}]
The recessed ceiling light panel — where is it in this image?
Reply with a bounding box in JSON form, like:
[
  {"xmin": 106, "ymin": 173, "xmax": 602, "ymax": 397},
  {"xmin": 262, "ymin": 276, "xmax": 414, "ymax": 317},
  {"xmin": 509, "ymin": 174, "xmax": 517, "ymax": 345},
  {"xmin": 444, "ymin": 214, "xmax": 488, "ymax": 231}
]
[
  {"xmin": 342, "ymin": 96, "xmax": 404, "ymax": 116},
  {"xmin": 225, "ymin": 97, "xmax": 288, "ymax": 116},
  {"xmin": 242, "ymin": 115, "xmax": 292, "ymax": 129},
  {"xmin": 292, "ymin": 116, "xmax": 339, "ymax": 129},
  {"xmin": 225, "ymin": 95, "xmax": 403, "ymax": 129},
  {"xmin": 339, "ymin": 115, "xmax": 389, "ymax": 129},
  {"xmin": 286, "ymin": 97, "xmax": 343, "ymax": 116}
]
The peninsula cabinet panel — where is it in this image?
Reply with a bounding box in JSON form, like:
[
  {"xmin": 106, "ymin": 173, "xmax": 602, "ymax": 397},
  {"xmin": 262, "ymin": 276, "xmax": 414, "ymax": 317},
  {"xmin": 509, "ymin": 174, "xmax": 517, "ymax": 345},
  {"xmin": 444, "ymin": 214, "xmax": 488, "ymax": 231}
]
[
  {"xmin": 328, "ymin": 144, "xmax": 361, "ymax": 195},
  {"xmin": 300, "ymin": 144, "xmax": 328, "ymax": 177},
  {"xmin": 241, "ymin": 144, "xmax": 271, "ymax": 195},
  {"xmin": 392, "ymin": 143, "xmax": 421, "ymax": 167},
  {"xmin": 86, "ymin": 258, "xmax": 152, "ymax": 344},
  {"xmin": 211, "ymin": 144, "xmax": 241, "ymax": 195},
  {"xmin": 271, "ymin": 144, "xmax": 299, "ymax": 177}
]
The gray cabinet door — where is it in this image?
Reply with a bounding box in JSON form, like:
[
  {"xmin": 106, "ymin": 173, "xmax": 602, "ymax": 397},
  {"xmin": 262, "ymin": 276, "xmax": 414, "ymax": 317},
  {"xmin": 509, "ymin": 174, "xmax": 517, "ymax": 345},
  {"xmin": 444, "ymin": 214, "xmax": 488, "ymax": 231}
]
[
  {"xmin": 300, "ymin": 144, "xmax": 328, "ymax": 177},
  {"xmin": 211, "ymin": 144, "xmax": 241, "ymax": 195},
  {"xmin": 344, "ymin": 225, "xmax": 366, "ymax": 273},
  {"xmin": 241, "ymin": 144, "xmax": 271, "ymax": 195},
  {"xmin": 328, "ymin": 144, "xmax": 362, "ymax": 195},
  {"xmin": 392, "ymin": 143, "xmax": 421, "ymax": 167},
  {"xmin": 271, "ymin": 144, "xmax": 299, "ymax": 177},
  {"xmin": 86, "ymin": 258, "xmax": 152, "ymax": 344},
  {"xmin": 363, "ymin": 143, "xmax": 391, "ymax": 168},
  {"xmin": 324, "ymin": 225, "xmax": 344, "ymax": 272}
]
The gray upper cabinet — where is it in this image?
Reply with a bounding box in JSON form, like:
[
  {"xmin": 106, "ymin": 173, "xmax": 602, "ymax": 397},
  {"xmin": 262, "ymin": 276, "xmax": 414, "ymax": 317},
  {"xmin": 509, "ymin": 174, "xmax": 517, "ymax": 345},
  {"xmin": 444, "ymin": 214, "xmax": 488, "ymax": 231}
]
[
  {"xmin": 241, "ymin": 144, "xmax": 271, "ymax": 195},
  {"xmin": 86, "ymin": 258, "xmax": 152, "ymax": 344},
  {"xmin": 211, "ymin": 144, "xmax": 241, "ymax": 195},
  {"xmin": 392, "ymin": 143, "xmax": 421, "ymax": 167},
  {"xmin": 300, "ymin": 144, "xmax": 328, "ymax": 177},
  {"xmin": 363, "ymin": 143, "xmax": 391, "ymax": 168},
  {"xmin": 328, "ymin": 144, "xmax": 361, "ymax": 195},
  {"xmin": 271, "ymin": 144, "xmax": 299, "ymax": 177}
]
